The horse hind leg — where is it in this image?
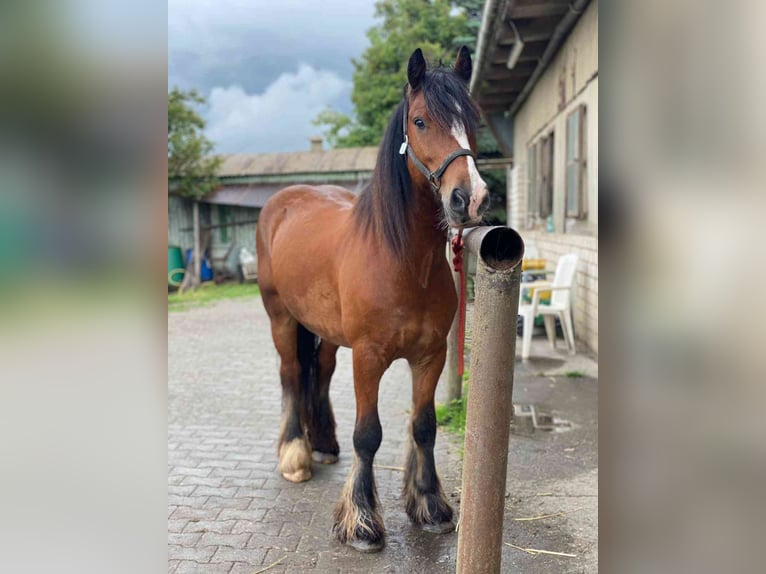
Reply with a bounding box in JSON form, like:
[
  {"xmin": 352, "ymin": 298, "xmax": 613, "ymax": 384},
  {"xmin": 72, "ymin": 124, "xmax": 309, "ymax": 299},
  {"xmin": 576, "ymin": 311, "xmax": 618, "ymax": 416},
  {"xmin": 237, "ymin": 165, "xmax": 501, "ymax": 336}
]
[
  {"xmin": 403, "ymin": 347, "xmax": 455, "ymax": 533},
  {"xmin": 265, "ymin": 298, "xmax": 313, "ymax": 483},
  {"xmin": 308, "ymin": 341, "xmax": 340, "ymax": 464}
]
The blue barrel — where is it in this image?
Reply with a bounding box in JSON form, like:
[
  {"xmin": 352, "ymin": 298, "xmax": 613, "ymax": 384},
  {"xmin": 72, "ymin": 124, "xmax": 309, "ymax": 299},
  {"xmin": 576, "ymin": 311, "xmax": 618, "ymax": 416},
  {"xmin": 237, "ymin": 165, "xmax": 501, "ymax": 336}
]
[{"xmin": 185, "ymin": 249, "xmax": 213, "ymax": 282}]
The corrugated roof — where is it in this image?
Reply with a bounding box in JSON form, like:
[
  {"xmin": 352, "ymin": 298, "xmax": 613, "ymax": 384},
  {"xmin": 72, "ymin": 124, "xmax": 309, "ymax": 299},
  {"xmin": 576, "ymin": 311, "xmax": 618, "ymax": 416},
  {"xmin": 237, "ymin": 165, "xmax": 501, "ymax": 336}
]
[{"xmin": 217, "ymin": 147, "xmax": 379, "ymax": 177}]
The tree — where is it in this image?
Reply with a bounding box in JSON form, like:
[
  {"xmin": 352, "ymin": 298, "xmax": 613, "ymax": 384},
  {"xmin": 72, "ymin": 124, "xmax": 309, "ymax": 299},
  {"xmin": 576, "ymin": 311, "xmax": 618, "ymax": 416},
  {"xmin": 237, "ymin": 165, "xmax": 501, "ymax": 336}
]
[
  {"xmin": 314, "ymin": 0, "xmax": 507, "ymax": 223},
  {"xmin": 168, "ymin": 87, "xmax": 221, "ymax": 199},
  {"xmin": 314, "ymin": 0, "xmax": 471, "ymax": 148}
]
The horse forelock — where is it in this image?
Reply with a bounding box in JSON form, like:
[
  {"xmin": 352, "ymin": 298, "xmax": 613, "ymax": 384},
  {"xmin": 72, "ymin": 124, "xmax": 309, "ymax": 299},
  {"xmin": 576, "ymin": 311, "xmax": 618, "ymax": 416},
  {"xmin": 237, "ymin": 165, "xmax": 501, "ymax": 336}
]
[{"xmin": 420, "ymin": 67, "xmax": 479, "ymax": 138}]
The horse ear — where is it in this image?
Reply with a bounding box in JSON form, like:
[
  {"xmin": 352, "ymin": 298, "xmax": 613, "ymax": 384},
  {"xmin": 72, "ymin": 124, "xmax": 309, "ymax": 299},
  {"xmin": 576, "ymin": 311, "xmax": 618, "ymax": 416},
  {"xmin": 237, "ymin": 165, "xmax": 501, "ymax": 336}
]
[
  {"xmin": 454, "ymin": 45, "xmax": 472, "ymax": 84},
  {"xmin": 407, "ymin": 48, "xmax": 427, "ymax": 91}
]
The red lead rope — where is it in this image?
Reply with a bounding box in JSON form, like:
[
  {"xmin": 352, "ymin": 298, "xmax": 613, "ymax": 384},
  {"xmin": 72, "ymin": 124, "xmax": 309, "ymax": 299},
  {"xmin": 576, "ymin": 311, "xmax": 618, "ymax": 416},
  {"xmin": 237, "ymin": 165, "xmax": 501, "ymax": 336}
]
[{"xmin": 450, "ymin": 229, "xmax": 466, "ymax": 378}]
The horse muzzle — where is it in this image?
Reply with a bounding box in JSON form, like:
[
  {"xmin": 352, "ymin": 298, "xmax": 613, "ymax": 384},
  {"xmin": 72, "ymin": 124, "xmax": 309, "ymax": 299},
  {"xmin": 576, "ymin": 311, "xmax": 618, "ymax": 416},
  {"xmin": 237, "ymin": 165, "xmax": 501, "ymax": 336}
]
[{"xmin": 446, "ymin": 186, "xmax": 490, "ymax": 227}]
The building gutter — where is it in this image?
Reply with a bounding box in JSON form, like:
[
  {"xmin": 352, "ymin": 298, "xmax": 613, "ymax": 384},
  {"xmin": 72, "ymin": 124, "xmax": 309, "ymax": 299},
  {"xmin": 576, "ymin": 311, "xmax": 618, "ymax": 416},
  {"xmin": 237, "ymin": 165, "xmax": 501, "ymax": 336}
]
[
  {"xmin": 507, "ymin": 0, "xmax": 591, "ymax": 117},
  {"xmin": 469, "ymin": 0, "xmax": 512, "ymax": 96},
  {"xmin": 218, "ymin": 171, "xmax": 372, "ymax": 185}
]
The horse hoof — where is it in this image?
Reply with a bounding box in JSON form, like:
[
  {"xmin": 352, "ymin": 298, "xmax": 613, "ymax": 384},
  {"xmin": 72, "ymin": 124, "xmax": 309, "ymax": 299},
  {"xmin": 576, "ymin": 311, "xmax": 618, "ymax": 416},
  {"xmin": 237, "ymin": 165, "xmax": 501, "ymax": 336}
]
[
  {"xmin": 347, "ymin": 538, "xmax": 385, "ymax": 553},
  {"xmin": 281, "ymin": 468, "xmax": 311, "ymax": 483},
  {"xmin": 312, "ymin": 451, "xmax": 339, "ymax": 464},
  {"xmin": 421, "ymin": 520, "xmax": 456, "ymax": 534}
]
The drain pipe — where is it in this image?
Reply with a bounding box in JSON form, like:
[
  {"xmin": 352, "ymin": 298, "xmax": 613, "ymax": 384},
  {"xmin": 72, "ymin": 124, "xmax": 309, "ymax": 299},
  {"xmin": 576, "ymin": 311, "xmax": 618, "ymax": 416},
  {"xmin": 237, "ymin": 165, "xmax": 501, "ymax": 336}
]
[
  {"xmin": 507, "ymin": 0, "xmax": 591, "ymax": 117},
  {"xmin": 456, "ymin": 226, "xmax": 524, "ymax": 574}
]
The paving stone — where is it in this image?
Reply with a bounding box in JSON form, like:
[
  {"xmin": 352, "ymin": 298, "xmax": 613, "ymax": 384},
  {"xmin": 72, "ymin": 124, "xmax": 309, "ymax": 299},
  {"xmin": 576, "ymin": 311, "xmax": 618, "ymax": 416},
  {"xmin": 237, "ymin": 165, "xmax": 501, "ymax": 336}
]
[
  {"xmin": 168, "ymin": 545, "xmax": 216, "ymax": 562},
  {"xmin": 170, "ymin": 506, "xmax": 220, "ymax": 521},
  {"xmin": 172, "ymin": 466, "xmax": 212, "ymax": 478},
  {"xmin": 175, "ymin": 561, "xmax": 233, "ymax": 573},
  {"xmin": 234, "ymin": 520, "xmax": 282, "ymax": 537},
  {"xmin": 168, "ymin": 532, "xmax": 202, "ymax": 546},
  {"xmin": 211, "ymin": 547, "xmax": 268, "ymax": 565},
  {"xmin": 202, "ymin": 497, "xmax": 252, "ymax": 513},
  {"xmin": 217, "ymin": 508, "xmax": 268, "ymax": 522},
  {"xmin": 169, "ymin": 297, "xmax": 597, "ymax": 573},
  {"xmin": 168, "ymin": 519, "xmax": 190, "ymax": 533},
  {"xmin": 192, "ymin": 486, "xmax": 238, "ymax": 498},
  {"xmin": 181, "ymin": 476, "xmax": 224, "ymax": 488},
  {"xmin": 197, "ymin": 532, "xmax": 250, "ymax": 548},
  {"xmin": 182, "ymin": 520, "xmax": 237, "ymax": 534}
]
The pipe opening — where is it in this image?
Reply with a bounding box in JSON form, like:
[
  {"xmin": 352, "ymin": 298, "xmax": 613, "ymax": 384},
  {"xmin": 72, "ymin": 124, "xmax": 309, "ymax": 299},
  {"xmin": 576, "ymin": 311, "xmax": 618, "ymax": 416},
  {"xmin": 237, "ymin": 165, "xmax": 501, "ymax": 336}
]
[{"xmin": 479, "ymin": 227, "xmax": 524, "ymax": 271}]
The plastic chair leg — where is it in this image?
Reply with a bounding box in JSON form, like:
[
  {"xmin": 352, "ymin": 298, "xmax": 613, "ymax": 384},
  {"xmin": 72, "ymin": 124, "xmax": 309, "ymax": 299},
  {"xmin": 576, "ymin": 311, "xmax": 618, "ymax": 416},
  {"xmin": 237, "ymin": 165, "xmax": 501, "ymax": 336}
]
[
  {"xmin": 543, "ymin": 315, "xmax": 557, "ymax": 349},
  {"xmin": 522, "ymin": 313, "xmax": 533, "ymax": 360},
  {"xmin": 561, "ymin": 310, "xmax": 576, "ymax": 355}
]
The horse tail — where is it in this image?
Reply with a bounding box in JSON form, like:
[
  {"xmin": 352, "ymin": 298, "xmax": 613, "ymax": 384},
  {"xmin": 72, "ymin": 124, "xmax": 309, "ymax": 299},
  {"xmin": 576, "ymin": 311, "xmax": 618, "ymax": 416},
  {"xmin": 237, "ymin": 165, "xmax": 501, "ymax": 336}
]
[{"xmin": 296, "ymin": 323, "xmax": 319, "ymax": 429}]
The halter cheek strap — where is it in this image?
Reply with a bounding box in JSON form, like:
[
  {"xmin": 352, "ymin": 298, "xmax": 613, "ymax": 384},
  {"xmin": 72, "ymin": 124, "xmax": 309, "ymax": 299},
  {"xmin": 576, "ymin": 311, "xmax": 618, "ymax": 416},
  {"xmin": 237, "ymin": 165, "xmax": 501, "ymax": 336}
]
[{"xmin": 399, "ymin": 99, "xmax": 476, "ymax": 194}]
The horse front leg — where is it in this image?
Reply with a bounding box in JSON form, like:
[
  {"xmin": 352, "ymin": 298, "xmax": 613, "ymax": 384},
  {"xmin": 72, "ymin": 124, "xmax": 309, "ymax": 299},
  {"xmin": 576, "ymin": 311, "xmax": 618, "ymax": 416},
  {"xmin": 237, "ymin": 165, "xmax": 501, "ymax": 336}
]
[
  {"xmin": 404, "ymin": 345, "xmax": 455, "ymax": 533},
  {"xmin": 332, "ymin": 344, "xmax": 388, "ymax": 552}
]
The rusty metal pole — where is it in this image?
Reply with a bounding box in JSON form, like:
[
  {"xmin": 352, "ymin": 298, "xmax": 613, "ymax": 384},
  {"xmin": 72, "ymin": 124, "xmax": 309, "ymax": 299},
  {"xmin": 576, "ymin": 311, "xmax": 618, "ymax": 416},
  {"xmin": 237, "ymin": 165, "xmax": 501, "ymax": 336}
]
[
  {"xmin": 445, "ymin": 243, "xmax": 463, "ymax": 402},
  {"xmin": 456, "ymin": 226, "xmax": 524, "ymax": 574}
]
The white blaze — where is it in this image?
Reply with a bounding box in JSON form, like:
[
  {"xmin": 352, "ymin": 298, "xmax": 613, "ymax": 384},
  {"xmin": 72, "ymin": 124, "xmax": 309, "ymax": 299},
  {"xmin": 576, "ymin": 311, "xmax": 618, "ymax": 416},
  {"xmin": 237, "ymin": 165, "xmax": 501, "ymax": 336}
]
[{"xmin": 451, "ymin": 121, "xmax": 488, "ymax": 219}]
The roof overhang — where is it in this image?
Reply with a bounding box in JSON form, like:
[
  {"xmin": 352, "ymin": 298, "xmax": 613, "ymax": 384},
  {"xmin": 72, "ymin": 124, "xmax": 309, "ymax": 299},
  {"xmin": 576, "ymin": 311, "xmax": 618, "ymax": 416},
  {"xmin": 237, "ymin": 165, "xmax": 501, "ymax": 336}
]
[{"xmin": 471, "ymin": 0, "xmax": 591, "ymax": 155}]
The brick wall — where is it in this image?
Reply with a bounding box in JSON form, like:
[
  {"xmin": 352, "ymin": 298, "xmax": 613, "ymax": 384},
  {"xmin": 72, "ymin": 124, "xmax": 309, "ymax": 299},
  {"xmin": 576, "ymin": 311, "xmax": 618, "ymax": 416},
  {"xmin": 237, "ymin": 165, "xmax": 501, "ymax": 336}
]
[{"xmin": 522, "ymin": 230, "xmax": 598, "ymax": 354}]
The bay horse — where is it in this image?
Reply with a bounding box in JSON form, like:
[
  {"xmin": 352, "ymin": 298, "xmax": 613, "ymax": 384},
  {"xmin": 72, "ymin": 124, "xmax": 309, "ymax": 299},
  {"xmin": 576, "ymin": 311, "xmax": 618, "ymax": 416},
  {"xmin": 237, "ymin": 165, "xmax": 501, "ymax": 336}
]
[{"xmin": 256, "ymin": 46, "xmax": 489, "ymax": 552}]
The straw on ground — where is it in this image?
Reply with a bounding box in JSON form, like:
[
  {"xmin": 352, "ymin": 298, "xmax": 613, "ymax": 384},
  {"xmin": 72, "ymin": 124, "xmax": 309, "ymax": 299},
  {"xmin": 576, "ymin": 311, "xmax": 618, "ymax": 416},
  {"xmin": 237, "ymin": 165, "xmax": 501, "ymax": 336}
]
[
  {"xmin": 504, "ymin": 542, "xmax": 577, "ymax": 558},
  {"xmin": 512, "ymin": 507, "xmax": 583, "ymax": 522},
  {"xmin": 252, "ymin": 555, "xmax": 286, "ymax": 574}
]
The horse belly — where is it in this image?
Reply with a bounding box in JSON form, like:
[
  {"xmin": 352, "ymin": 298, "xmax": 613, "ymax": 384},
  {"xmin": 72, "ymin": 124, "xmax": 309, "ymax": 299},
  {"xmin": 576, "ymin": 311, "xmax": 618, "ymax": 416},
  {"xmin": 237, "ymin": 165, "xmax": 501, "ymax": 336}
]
[
  {"xmin": 268, "ymin": 208, "xmax": 349, "ymax": 347},
  {"xmin": 280, "ymin": 276, "xmax": 347, "ymax": 347}
]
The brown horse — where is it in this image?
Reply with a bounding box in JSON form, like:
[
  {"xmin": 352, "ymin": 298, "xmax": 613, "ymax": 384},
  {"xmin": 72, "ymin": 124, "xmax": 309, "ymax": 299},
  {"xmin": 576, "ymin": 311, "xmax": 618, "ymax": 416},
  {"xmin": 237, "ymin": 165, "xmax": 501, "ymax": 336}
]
[{"xmin": 256, "ymin": 46, "xmax": 489, "ymax": 552}]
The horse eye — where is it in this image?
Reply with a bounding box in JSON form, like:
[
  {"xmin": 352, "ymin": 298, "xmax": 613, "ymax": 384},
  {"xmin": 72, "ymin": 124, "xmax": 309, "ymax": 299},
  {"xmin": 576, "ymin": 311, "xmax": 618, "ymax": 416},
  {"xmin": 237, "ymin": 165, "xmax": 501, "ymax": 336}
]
[{"xmin": 414, "ymin": 118, "xmax": 425, "ymax": 129}]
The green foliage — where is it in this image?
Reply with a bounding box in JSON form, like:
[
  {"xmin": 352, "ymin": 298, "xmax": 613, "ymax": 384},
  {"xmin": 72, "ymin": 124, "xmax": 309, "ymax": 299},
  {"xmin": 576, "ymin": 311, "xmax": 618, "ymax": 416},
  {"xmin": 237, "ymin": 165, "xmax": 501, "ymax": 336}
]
[
  {"xmin": 435, "ymin": 395, "xmax": 467, "ymax": 439},
  {"xmin": 313, "ymin": 0, "xmax": 507, "ymax": 222},
  {"xmin": 168, "ymin": 282, "xmax": 260, "ymax": 312},
  {"xmin": 436, "ymin": 374, "xmax": 470, "ymax": 443},
  {"xmin": 565, "ymin": 370, "xmax": 585, "ymax": 378},
  {"xmin": 314, "ymin": 0, "xmax": 472, "ymax": 148},
  {"xmin": 451, "ymin": 0, "xmax": 485, "ymax": 51},
  {"xmin": 168, "ymin": 87, "xmax": 221, "ymax": 199}
]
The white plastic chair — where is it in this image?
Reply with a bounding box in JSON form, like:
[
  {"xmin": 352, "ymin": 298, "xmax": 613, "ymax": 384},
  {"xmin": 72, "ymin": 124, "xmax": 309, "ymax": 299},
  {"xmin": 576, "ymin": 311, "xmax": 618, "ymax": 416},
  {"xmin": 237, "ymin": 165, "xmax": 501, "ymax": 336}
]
[{"xmin": 518, "ymin": 254, "xmax": 579, "ymax": 360}]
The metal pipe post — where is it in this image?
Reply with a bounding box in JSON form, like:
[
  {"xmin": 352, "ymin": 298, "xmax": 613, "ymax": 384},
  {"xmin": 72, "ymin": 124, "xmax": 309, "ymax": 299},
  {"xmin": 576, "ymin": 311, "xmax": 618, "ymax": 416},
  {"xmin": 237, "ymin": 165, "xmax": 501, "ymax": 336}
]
[{"xmin": 456, "ymin": 226, "xmax": 524, "ymax": 574}]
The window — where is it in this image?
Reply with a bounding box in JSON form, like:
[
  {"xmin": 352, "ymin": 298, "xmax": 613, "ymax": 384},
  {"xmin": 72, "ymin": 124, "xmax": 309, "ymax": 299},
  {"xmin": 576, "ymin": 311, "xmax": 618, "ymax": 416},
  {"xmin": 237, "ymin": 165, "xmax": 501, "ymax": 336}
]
[
  {"xmin": 540, "ymin": 132, "xmax": 554, "ymax": 219},
  {"xmin": 218, "ymin": 205, "xmax": 232, "ymax": 242},
  {"xmin": 526, "ymin": 143, "xmax": 537, "ymax": 224},
  {"xmin": 566, "ymin": 105, "xmax": 587, "ymax": 219},
  {"xmin": 526, "ymin": 131, "xmax": 554, "ymax": 227}
]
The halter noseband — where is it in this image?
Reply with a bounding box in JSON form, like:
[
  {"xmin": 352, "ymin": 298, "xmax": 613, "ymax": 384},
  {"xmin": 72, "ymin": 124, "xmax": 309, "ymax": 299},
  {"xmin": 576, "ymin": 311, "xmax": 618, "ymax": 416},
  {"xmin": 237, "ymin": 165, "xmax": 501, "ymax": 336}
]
[{"xmin": 398, "ymin": 99, "xmax": 476, "ymax": 194}]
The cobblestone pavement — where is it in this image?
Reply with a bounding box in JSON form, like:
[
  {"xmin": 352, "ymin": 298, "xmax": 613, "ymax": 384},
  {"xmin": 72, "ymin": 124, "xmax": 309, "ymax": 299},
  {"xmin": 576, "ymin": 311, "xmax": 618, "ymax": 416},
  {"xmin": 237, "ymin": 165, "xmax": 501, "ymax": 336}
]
[{"xmin": 169, "ymin": 296, "xmax": 597, "ymax": 573}]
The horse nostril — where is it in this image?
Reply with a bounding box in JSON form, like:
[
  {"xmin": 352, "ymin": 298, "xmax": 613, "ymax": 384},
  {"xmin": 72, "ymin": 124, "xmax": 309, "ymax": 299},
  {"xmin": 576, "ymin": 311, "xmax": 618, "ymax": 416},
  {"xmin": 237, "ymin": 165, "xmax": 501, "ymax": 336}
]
[
  {"xmin": 479, "ymin": 192, "xmax": 490, "ymax": 213},
  {"xmin": 450, "ymin": 188, "xmax": 468, "ymax": 211}
]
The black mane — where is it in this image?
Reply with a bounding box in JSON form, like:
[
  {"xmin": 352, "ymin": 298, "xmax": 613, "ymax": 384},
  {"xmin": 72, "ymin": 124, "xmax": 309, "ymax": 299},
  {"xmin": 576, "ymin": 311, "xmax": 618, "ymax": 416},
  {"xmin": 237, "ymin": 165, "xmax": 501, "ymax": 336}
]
[{"xmin": 353, "ymin": 67, "xmax": 479, "ymax": 260}]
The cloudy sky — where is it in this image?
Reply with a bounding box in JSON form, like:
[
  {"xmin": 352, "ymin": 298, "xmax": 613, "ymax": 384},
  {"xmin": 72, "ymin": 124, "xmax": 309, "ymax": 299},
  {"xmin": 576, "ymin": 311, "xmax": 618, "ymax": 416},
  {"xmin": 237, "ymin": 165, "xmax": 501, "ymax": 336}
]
[{"xmin": 168, "ymin": 0, "xmax": 379, "ymax": 153}]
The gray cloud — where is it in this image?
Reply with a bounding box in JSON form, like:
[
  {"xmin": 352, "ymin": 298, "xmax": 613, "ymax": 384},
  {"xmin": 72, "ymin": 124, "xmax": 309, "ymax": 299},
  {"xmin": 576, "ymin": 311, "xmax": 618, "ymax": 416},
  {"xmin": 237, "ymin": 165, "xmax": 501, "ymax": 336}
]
[
  {"xmin": 169, "ymin": 0, "xmax": 377, "ymax": 152},
  {"xmin": 205, "ymin": 64, "xmax": 351, "ymax": 153}
]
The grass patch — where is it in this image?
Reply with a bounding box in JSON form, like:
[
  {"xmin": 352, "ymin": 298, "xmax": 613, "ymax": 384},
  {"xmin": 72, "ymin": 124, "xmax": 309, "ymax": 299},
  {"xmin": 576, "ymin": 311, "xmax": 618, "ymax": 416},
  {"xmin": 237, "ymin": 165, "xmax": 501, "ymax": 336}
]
[
  {"xmin": 565, "ymin": 370, "xmax": 585, "ymax": 378},
  {"xmin": 436, "ymin": 370, "xmax": 470, "ymax": 444},
  {"xmin": 168, "ymin": 282, "xmax": 260, "ymax": 311},
  {"xmin": 435, "ymin": 394, "xmax": 467, "ymax": 440}
]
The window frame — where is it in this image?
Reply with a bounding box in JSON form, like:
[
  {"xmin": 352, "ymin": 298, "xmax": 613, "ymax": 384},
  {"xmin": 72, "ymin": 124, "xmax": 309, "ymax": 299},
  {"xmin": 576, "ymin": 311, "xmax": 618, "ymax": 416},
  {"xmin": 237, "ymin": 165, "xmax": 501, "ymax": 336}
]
[
  {"xmin": 526, "ymin": 130, "xmax": 555, "ymax": 227},
  {"xmin": 218, "ymin": 204, "xmax": 232, "ymax": 243},
  {"xmin": 565, "ymin": 104, "xmax": 588, "ymax": 219}
]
